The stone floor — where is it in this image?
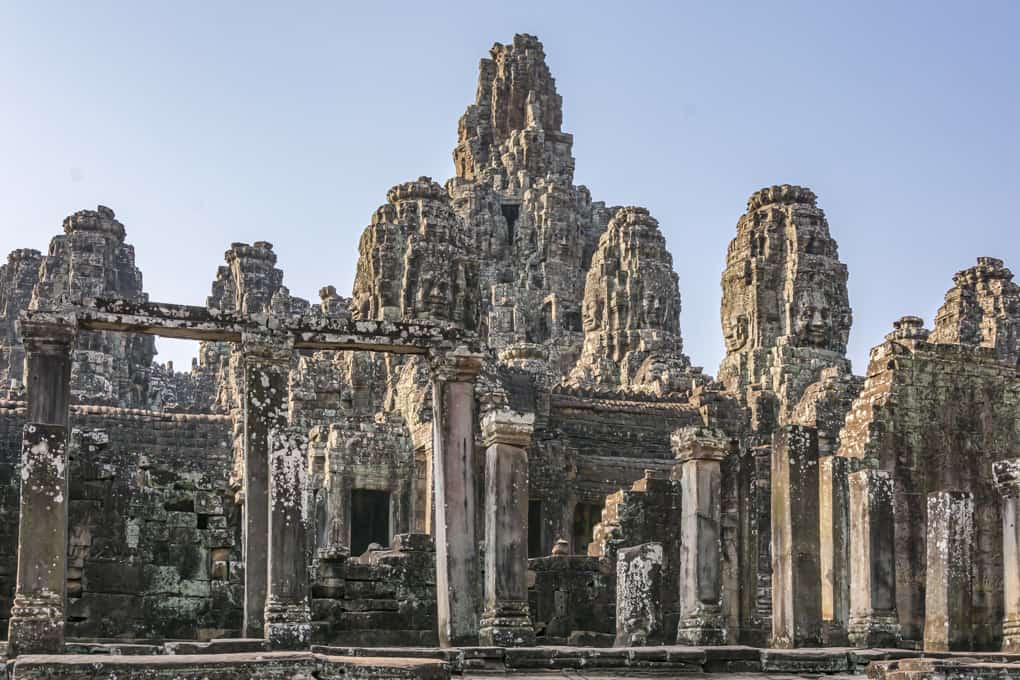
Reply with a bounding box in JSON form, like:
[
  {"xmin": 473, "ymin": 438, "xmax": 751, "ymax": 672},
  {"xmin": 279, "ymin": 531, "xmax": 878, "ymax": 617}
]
[
  {"xmin": 465, "ymin": 674, "xmax": 866, "ymax": 680},
  {"xmin": 5, "ymin": 643, "xmax": 1020, "ymax": 680}
]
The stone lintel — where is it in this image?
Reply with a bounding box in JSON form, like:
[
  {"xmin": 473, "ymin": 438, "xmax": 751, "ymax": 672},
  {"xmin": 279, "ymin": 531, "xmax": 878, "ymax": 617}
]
[
  {"xmin": 672, "ymin": 425, "xmax": 729, "ymax": 464},
  {"xmin": 481, "ymin": 409, "xmax": 535, "ymax": 449},
  {"xmin": 23, "ymin": 300, "xmax": 479, "ymax": 354}
]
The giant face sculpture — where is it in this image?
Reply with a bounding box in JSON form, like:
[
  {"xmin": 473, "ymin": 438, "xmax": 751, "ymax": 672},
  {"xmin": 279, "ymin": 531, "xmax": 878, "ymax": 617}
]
[
  {"xmin": 413, "ymin": 265, "xmax": 454, "ymax": 321},
  {"xmin": 723, "ymin": 312, "xmax": 749, "ymax": 352},
  {"xmin": 791, "ymin": 289, "xmax": 835, "ymax": 349}
]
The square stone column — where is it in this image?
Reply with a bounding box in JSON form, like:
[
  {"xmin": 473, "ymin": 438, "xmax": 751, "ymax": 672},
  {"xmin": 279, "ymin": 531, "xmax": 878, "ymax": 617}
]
[
  {"xmin": 19, "ymin": 314, "xmax": 75, "ymax": 428},
  {"xmin": 8, "ymin": 314, "xmax": 75, "ymax": 657},
  {"xmin": 9, "ymin": 424, "xmax": 69, "ymax": 656},
  {"xmin": 673, "ymin": 426, "xmax": 729, "ymax": 645},
  {"xmin": 994, "ymin": 459, "xmax": 1020, "ymax": 652},
  {"xmin": 265, "ymin": 429, "xmax": 311, "ymax": 650},
  {"xmin": 847, "ymin": 469, "xmax": 900, "ymax": 647},
  {"xmin": 241, "ymin": 330, "xmax": 293, "ymax": 638},
  {"xmin": 924, "ymin": 491, "xmax": 974, "ymax": 651},
  {"xmin": 430, "ymin": 348, "xmax": 483, "ymax": 647},
  {"xmin": 770, "ymin": 425, "xmax": 822, "ymax": 648},
  {"xmin": 479, "ymin": 409, "xmax": 536, "ymax": 647},
  {"xmin": 820, "ymin": 455, "xmax": 850, "ymax": 644},
  {"xmin": 616, "ymin": 542, "xmax": 664, "ymax": 646}
]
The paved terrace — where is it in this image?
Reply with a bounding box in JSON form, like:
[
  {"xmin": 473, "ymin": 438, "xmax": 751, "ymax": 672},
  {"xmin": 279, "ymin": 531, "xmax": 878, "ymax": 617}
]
[{"xmin": 3, "ymin": 641, "xmax": 1020, "ymax": 679}]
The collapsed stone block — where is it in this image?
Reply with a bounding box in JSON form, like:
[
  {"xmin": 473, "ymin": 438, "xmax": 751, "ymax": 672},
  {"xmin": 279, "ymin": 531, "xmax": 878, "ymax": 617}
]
[{"xmin": 615, "ymin": 542, "xmax": 663, "ymax": 646}]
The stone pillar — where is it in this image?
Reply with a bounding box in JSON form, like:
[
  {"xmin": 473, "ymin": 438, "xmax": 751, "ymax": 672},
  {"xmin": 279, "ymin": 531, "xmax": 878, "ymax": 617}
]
[
  {"xmin": 615, "ymin": 542, "xmax": 664, "ymax": 646},
  {"xmin": 994, "ymin": 459, "xmax": 1020, "ymax": 652},
  {"xmin": 19, "ymin": 315, "xmax": 75, "ymax": 428},
  {"xmin": 8, "ymin": 314, "xmax": 75, "ymax": 657},
  {"xmin": 847, "ymin": 469, "xmax": 900, "ymax": 647},
  {"xmin": 430, "ymin": 348, "xmax": 483, "ymax": 647},
  {"xmin": 770, "ymin": 425, "xmax": 822, "ymax": 648},
  {"xmin": 673, "ymin": 426, "xmax": 729, "ymax": 645},
  {"xmin": 241, "ymin": 330, "xmax": 293, "ymax": 638},
  {"xmin": 924, "ymin": 491, "xmax": 974, "ymax": 652},
  {"xmin": 820, "ymin": 455, "xmax": 850, "ymax": 644},
  {"xmin": 265, "ymin": 429, "xmax": 311, "ymax": 650},
  {"xmin": 9, "ymin": 425, "xmax": 69, "ymax": 656},
  {"xmin": 479, "ymin": 409, "xmax": 535, "ymax": 647}
]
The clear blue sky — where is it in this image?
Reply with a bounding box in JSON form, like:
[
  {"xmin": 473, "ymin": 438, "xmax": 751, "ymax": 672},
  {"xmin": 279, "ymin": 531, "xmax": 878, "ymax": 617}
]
[{"xmin": 3, "ymin": 1, "xmax": 1018, "ymax": 374}]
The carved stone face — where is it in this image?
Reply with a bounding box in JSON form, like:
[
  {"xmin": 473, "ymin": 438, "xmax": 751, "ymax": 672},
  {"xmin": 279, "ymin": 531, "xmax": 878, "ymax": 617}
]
[
  {"xmin": 582, "ymin": 294, "xmax": 603, "ymax": 333},
  {"xmin": 634, "ymin": 353, "xmax": 687, "ymax": 394},
  {"xmin": 791, "ymin": 292, "xmax": 834, "ymax": 348},
  {"xmin": 417, "ymin": 270, "xmax": 452, "ymax": 319},
  {"xmin": 723, "ymin": 312, "xmax": 749, "ymax": 352}
]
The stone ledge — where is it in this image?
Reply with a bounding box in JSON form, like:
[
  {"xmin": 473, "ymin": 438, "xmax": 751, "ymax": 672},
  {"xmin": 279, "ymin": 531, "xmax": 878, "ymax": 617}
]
[{"xmin": 8, "ymin": 652, "xmax": 449, "ymax": 680}]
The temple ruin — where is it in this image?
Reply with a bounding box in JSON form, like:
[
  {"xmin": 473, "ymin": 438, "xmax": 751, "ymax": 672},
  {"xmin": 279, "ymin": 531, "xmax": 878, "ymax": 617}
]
[{"xmin": 1, "ymin": 33, "xmax": 1019, "ymax": 679}]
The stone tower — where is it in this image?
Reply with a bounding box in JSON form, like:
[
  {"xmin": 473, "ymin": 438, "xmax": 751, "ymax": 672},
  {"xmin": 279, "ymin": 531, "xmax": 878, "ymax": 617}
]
[
  {"xmin": 569, "ymin": 207, "xmax": 696, "ymax": 394},
  {"xmin": 0, "ymin": 249, "xmax": 42, "ymax": 391},
  {"xmin": 929, "ymin": 256, "xmax": 1020, "ymax": 365},
  {"xmin": 353, "ymin": 177, "xmax": 478, "ymax": 329},
  {"xmin": 28, "ymin": 206, "xmax": 156, "ymax": 407},
  {"xmin": 447, "ymin": 34, "xmax": 611, "ymax": 375},
  {"xmin": 718, "ymin": 185, "xmax": 854, "ymax": 430}
]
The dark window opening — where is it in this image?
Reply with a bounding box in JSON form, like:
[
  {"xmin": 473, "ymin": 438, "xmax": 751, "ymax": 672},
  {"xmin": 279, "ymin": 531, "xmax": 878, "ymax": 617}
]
[
  {"xmin": 501, "ymin": 204, "xmax": 520, "ymax": 245},
  {"xmin": 350, "ymin": 489, "xmax": 390, "ymax": 557},
  {"xmin": 572, "ymin": 502, "xmax": 604, "ymax": 555},
  {"xmin": 562, "ymin": 310, "xmax": 581, "ymax": 332},
  {"xmin": 528, "ymin": 500, "xmax": 543, "ymax": 558}
]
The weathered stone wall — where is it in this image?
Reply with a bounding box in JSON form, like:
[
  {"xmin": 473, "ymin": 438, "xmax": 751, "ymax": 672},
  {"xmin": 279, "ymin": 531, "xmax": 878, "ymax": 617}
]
[
  {"xmin": 839, "ymin": 262, "xmax": 1020, "ymax": 648},
  {"xmin": 312, "ymin": 535, "xmax": 437, "ymax": 646},
  {"xmin": 528, "ymin": 554, "xmax": 615, "ymax": 643},
  {"xmin": 0, "ymin": 401, "xmax": 238, "ymax": 640}
]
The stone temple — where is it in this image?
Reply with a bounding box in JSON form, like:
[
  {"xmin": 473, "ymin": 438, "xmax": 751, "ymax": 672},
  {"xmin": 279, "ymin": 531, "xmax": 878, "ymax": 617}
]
[{"xmin": 0, "ymin": 33, "xmax": 1018, "ymax": 680}]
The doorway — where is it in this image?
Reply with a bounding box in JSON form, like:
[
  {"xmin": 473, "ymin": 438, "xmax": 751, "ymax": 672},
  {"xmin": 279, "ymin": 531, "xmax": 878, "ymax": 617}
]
[{"xmin": 350, "ymin": 489, "xmax": 390, "ymax": 556}]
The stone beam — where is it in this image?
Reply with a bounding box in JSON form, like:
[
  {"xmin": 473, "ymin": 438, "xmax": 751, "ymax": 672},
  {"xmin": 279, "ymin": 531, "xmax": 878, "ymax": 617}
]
[
  {"xmin": 41, "ymin": 298, "xmax": 476, "ymax": 354},
  {"xmin": 431, "ymin": 348, "xmax": 483, "ymax": 647}
]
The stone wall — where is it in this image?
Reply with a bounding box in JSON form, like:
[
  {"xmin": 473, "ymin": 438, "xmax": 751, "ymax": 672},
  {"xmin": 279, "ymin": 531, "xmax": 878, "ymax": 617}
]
[
  {"xmin": 311, "ymin": 535, "xmax": 438, "ymax": 647},
  {"xmin": 838, "ymin": 314, "xmax": 1020, "ymax": 648},
  {"xmin": 0, "ymin": 401, "xmax": 238, "ymax": 640}
]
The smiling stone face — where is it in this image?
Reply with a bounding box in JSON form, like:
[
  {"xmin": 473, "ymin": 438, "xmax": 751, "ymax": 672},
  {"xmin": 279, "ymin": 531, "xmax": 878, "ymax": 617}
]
[
  {"xmin": 723, "ymin": 312, "xmax": 749, "ymax": 352},
  {"xmin": 791, "ymin": 292, "xmax": 834, "ymax": 349}
]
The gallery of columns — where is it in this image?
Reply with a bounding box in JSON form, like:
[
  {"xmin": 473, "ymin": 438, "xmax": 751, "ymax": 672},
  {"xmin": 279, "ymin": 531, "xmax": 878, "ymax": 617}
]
[{"xmin": 8, "ymin": 304, "xmax": 1020, "ymax": 656}]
